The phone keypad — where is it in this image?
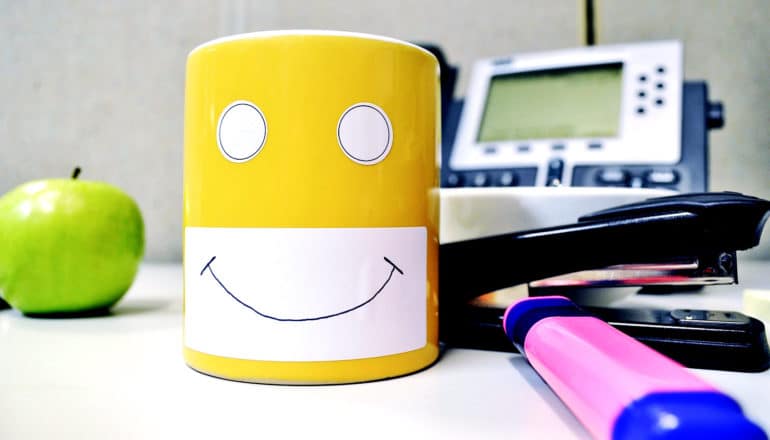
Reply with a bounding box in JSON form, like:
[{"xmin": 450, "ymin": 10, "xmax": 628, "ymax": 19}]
[{"xmin": 636, "ymin": 64, "xmax": 669, "ymax": 115}]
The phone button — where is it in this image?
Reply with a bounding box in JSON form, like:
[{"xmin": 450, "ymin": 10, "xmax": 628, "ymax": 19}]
[
  {"xmin": 470, "ymin": 172, "xmax": 489, "ymax": 187},
  {"xmin": 445, "ymin": 173, "xmax": 463, "ymax": 187},
  {"xmin": 597, "ymin": 168, "xmax": 629, "ymax": 186},
  {"xmin": 498, "ymin": 171, "xmax": 517, "ymax": 186},
  {"xmin": 645, "ymin": 169, "xmax": 679, "ymax": 185},
  {"xmin": 546, "ymin": 159, "xmax": 564, "ymax": 186}
]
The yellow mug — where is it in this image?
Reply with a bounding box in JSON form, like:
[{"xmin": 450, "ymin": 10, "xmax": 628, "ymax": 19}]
[{"xmin": 183, "ymin": 30, "xmax": 440, "ymax": 384}]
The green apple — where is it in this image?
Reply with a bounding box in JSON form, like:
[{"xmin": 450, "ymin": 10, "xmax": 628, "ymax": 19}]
[{"xmin": 0, "ymin": 168, "xmax": 144, "ymax": 315}]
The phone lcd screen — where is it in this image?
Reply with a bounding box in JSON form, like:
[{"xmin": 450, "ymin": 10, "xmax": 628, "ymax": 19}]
[{"xmin": 477, "ymin": 63, "xmax": 623, "ymax": 142}]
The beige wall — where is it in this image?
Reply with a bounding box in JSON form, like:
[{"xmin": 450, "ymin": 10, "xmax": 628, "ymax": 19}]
[{"xmin": 1, "ymin": 0, "xmax": 768, "ymax": 261}]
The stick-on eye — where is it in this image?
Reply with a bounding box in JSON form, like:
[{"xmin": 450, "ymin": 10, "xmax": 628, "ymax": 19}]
[
  {"xmin": 337, "ymin": 103, "xmax": 392, "ymax": 165},
  {"xmin": 217, "ymin": 101, "xmax": 267, "ymax": 163}
]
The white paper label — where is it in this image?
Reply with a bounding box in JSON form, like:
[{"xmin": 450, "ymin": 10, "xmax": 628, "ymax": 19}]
[{"xmin": 184, "ymin": 227, "xmax": 428, "ymax": 361}]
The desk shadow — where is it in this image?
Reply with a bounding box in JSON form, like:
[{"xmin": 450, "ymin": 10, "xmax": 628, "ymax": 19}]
[
  {"xmin": 23, "ymin": 308, "xmax": 112, "ymax": 319},
  {"xmin": 22, "ymin": 299, "xmax": 174, "ymax": 319},
  {"xmin": 111, "ymin": 299, "xmax": 176, "ymax": 316},
  {"xmin": 508, "ymin": 356, "xmax": 591, "ymax": 439}
]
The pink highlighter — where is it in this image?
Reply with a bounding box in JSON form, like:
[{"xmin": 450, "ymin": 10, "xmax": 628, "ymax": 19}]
[{"xmin": 503, "ymin": 296, "xmax": 767, "ymax": 440}]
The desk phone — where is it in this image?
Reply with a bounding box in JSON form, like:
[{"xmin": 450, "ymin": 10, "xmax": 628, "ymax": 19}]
[{"xmin": 439, "ymin": 41, "xmax": 724, "ymax": 191}]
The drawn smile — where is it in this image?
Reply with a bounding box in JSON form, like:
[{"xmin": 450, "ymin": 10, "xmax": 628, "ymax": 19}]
[{"xmin": 199, "ymin": 256, "xmax": 404, "ymax": 322}]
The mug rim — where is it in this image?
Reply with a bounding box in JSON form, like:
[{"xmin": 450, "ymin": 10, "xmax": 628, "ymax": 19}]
[{"xmin": 190, "ymin": 29, "xmax": 434, "ymax": 58}]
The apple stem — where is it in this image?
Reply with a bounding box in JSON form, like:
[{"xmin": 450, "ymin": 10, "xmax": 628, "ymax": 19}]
[{"xmin": 72, "ymin": 167, "xmax": 81, "ymax": 180}]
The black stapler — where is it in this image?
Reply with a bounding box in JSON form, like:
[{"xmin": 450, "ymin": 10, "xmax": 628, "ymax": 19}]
[{"xmin": 439, "ymin": 192, "xmax": 770, "ymax": 371}]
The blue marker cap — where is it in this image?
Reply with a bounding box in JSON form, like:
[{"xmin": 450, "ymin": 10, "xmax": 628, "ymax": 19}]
[
  {"xmin": 502, "ymin": 296, "xmax": 588, "ymax": 353},
  {"xmin": 612, "ymin": 391, "xmax": 767, "ymax": 440}
]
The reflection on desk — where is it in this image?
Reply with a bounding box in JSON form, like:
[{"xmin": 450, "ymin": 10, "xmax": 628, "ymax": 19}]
[{"xmin": 1, "ymin": 261, "xmax": 769, "ymax": 439}]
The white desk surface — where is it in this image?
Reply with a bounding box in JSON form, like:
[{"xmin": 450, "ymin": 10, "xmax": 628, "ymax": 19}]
[{"xmin": 2, "ymin": 260, "xmax": 769, "ymax": 439}]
